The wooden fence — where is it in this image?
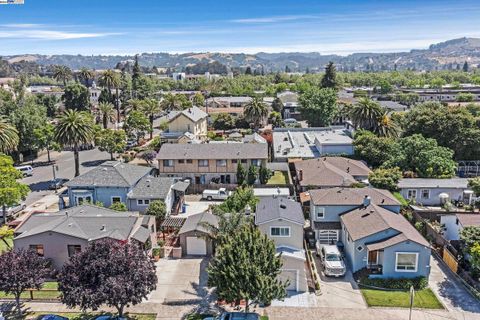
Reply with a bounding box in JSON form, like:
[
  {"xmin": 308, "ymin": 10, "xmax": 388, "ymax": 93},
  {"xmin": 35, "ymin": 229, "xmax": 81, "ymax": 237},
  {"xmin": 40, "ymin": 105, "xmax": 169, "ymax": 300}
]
[{"xmin": 442, "ymin": 247, "xmax": 459, "ymax": 274}]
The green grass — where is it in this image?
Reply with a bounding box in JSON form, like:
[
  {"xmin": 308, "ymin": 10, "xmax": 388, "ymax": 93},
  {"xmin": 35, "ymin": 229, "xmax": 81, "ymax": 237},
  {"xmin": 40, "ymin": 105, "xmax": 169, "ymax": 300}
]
[
  {"xmin": 267, "ymin": 171, "xmax": 288, "ymax": 185},
  {"xmin": 0, "ymin": 281, "xmax": 60, "ymax": 300},
  {"xmin": 361, "ymin": 288, "xmax": 443, "ymax": 309},
  {"xmin": 393, "ymin": 192, "xmax": 409, "ymax": 207},
  {"xmin": 0, "ymin": 237, "xmax": 13, "ymax": 253},
  {"xmin": 29, "ymin": 312, "xmax": 156, "ymax": 320}
]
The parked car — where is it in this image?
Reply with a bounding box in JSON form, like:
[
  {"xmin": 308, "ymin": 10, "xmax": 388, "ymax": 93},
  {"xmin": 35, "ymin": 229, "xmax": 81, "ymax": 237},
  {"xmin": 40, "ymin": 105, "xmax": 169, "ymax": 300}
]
[
  {"xmin": 15, "ymin": 165, "xmax": 33, "ymax": 177},
  {"xmin": 1, "ymin": 202, "xmax": 26, "ymax": 217},
  {"xmin": 284, "ymin": 118, "xmax": 298, "ymax": 125},
  {"xmin": 316, "ymin": 243, "xmax": 346, "ymax": 277},
  {"xmin": 126, "ymin": 140, "xmax": 137, "ymax": 149},
  {"xmin": 202, "ymin": 188, "xmax": 232, "ymax": 200},
  {"xmin": 48, "ymin": 178, "xmax": 69, "ymax": 190},
  {"xmin": 92, "ymin": 315, "xmax": 126, "ymax": 320},
  {"xmin": 36, "ymin": 314, "xmax": 69, "ymax": 320},
  {"xmin": 204, "ymin": 312, "xmax": 260, "ymax": 320}
]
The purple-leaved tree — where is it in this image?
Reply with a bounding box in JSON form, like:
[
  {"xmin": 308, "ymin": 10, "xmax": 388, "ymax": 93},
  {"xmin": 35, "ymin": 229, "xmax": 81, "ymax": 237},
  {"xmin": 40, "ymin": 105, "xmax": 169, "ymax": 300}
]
[
  {"xmin": 57, "ymin": 239, "xmax": 157, "ymax": 317},
  {"xmin": 0, "ymin": 249, "xmax": 50, "ymax": 316}
]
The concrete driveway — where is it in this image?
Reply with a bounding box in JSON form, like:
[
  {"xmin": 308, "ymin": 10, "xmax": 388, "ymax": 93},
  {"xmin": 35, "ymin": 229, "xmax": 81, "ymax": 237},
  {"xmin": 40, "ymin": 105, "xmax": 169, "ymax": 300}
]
[{"xmin": 148, "ymin": 257, "xmax": 212, "ymax": 305}]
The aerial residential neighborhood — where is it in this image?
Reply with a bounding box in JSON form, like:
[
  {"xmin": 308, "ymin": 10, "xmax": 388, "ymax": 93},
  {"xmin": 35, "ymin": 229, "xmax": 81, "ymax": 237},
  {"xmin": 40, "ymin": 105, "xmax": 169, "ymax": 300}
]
[{"xmin": 1, "ymin": 1, "xmax": 480, "ymax": 320}]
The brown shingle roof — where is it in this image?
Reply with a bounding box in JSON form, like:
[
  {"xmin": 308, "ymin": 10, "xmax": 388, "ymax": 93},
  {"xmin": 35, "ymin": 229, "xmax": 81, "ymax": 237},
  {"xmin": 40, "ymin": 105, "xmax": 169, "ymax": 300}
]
[
  {"xmin": 309, "ymin": 187, "xmax": 400, "ymax": 206},
  {"xmin": 456, "ymin": 214, "xmax": 480, "ymax": 227}
]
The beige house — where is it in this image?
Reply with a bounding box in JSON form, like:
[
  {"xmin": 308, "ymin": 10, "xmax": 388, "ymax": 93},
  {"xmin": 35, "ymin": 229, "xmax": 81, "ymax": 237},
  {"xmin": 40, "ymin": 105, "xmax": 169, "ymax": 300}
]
[
  {"xmin": 157, "ymin": 143, "xmax": 268, "ymax": 184},
  {"xmin": 255, "ymin": 197, "xmax": 308, "ymax": 292},
  {"xmin": 163, "ymin": 106, "xmax": 208, "ymax": 142},
  {"xmin": 14, "ymin": 205, "xmax": 156, "ymax": 269}
]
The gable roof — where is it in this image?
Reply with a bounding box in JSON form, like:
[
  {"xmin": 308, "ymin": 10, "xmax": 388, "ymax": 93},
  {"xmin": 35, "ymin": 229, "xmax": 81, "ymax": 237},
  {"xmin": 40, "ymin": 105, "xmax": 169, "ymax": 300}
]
[
  {"xmin": 309, "ymin": 187, "xmax": 400, "ymax": 206},
  {"xmin": 340, "ymin": 203, "xmax": 429, "ymax": 248},
  {"xmin": 178, "ymin": 211, "xmax": 219, "ymax": 234},
  {"xmin": 398, "ymin": 178, "xmax": 470, "ymax": 189},
  {"xmin": 167, "ymin": 106, "xmax": 208, "ymax": 123},
  {"xmin": 255, "ymin": 197, "xmax": 304, "ymax": 226},
  {"xmin": 65, "ymin": 161, "xmax": 151, "ymax": 188},
  {"xmin": 127, "ymin": 176, "xmax": 176, "ymax": 200},
  {"xmin": 15, "ymin": 205, "xmax": 148, "ymax": 243},
  {"xmin": 294, "ymin": 157, "xmax": 370, "ymax": 187},
  {"xmin": 157, "ymin": 143, "xmax": 268, "ymax": 160}
]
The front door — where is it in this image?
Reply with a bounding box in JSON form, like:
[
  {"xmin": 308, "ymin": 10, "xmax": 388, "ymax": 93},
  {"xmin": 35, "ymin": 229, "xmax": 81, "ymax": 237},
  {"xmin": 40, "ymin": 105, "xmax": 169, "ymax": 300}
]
[{"xmin": 368, "ymin": 250, "xmax": 378, "ymax": 266}]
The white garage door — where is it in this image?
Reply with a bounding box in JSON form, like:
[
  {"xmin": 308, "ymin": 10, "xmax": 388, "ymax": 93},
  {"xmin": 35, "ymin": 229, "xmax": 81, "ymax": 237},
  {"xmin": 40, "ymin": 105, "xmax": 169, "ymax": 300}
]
[
  {"xmin": 279, "ymin": 270, "xmax": 297, "ymax": 291},
  {"xmin": 317, "ymin": 230, "xmax": 339, "ymax": 244},
  {"xmin": 186, "ymin": 237, "xmax": 207, "ymax": 255}
]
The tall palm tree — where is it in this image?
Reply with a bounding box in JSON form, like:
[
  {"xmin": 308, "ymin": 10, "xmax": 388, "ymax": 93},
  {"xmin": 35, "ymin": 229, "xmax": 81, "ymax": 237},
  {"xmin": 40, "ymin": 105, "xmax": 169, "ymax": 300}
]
[
  {"xmin": 99, "ymin": 70, "xmax": 121, "ymax": 122},
  {"xmin": 160, "ymin": 93, "xmax": 182, "ymax": 111},
  {"xmin": 141, "ymin": 99, "xmax": 161, "ymax": 140},
  {"xmin": 0, "ymin": 117, "xmax": 19, "ymax": 153},
  {"xmin": 55, "ymin": 110, "xmax": 95, "ymax": 177},
  {"xmin": 349, "ymin": 97, "xmax": 384, "ymax": 131},
  {"xmin": 53, "ymin": 65, "xmax": 72, "ymax": 87},
  {"xmin": 97, "ymin": 102, "xmax": 116, "ymax": 129},
  {"xmin": 78, "ymin": 67, "xmax": 95, "ymax": 87},
  {"xmin": 375, "ymin": 110, "xmax": 400, "ymax": 138},
  {"xmin": 244, "ymin": 97, "xmax": 268, "ymax": 130}
]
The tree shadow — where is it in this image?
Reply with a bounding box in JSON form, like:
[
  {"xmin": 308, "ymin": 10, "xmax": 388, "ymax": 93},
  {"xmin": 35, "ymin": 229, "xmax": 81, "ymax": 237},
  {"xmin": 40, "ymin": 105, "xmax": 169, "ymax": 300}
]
[
  {"xmin": 28, "ymin": 180, "xmax": 52, "ymax": 192},
  {"xmin": 1, "ymin": 302, "xmax": 32, "ymax": 320},
  {"xmin": 81, "ymin": 159, "xmax": 108, "ymax": 167}
]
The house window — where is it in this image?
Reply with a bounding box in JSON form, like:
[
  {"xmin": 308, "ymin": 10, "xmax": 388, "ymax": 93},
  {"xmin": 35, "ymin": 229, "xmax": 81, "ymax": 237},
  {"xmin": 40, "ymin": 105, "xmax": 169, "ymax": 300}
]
[
  {"xmin": 232, "ymin": 159, "xmax": 238, "ymax": 164},
  {"xmin": 421, "ymin": 189, "xmax": 430, "ymax": 199},
  {"xmin": 144, "ymin": 199, "xmax": 150, "ymax": 205},
  {"xmin": 316, "ymin": 207, "xmax": 325, "ymax": 220},
  {"xmin": 29, "ymin": 244, "xmax": 44, "ymax": 257},
  {"xmin": 163, "ymin": 160, "xmax": 174, "ymax": 167},
  {"xmin": 241, "ymin": 159, "xmax": 247, "ymax": 164},
  {"xmin": 216, "ymin": 160, "xmax": 227, "ymax": 167},
  {"xmin": 178, "ymin": 159, "xmax": 185, "ymax": 164},
  {"xmin": 198, "ymin": 160, "xmax": 209, "ymax": 167},
  {"xmin": 357, "ymin": 245, "xmax": 364, "ymax": 252},
  {"xmin": 186, "ymin": 159, "xmax": 193, "ymax": 164},
  {"xmin": 67, "ymin": 245, "xmax": 81, "ymax": 257},
  {"xmin": 138, "ymin": 199, "xmax": 144, "ymax": 205},
  {"xmin": 112, "ymin": 196, "xmax": 121, "ymax": 203},
  {"xmin": 270, "ymin": 227, "xmax": 290, "ymax": 237},
  {"xmin": 137, "ymin": 199, "xmax": 149, "ymax": 206},
  {"xmin": 251, "ymin": 159, "xmax": 261, "ymax": 166},
  {"xmin": 395, "ymin": 252, "xmax": 419, "ymax": 272},
  {"xmin": 407, "ymin": 189, "xmax": 417, "ymax": 200}
]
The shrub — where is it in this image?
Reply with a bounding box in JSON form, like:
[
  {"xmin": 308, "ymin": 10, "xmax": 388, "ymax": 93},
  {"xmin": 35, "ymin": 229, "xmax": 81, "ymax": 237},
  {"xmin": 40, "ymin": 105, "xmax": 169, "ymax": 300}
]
[
  {"xmin": 152, "ymin": 248, "xmax": 161, "ymax": 257},
  {"xmin": 315, "ymin": 282, "xmax": 321, "ymax": 290},
  {"xmin": 415, "ymin": 221, "xmax": 425, "ymax": 233},
  {"xmin": 360, "ymin": 276, "xmax": 428, "ymax": 290}
]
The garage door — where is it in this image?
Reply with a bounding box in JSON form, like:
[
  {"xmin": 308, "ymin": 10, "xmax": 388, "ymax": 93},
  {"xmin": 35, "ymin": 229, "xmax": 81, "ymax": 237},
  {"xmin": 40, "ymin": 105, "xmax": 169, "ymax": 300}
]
[
  {"xmin": 317, "ymin": 230, "xmax": 339, "ymax": 244},
  {"xmin": 186, "ymin": 237, "xmax": 207, "ymax": 255},
  {"xmin": 279, "ymin": 270, "xmax": 297, "ymax": 291}
]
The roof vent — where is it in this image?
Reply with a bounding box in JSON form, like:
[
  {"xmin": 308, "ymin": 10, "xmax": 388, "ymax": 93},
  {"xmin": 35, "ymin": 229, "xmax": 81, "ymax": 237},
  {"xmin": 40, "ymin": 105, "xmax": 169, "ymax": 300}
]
[
  {"xmin": 280, "ymin": 204, "xmax": 287, "ymax": 209},
  {"xmin": 363, "ymin": 195, "xmax": 371, "ymax": 207},
  {"xmin": 100, "ymin": 225, "xmax": 106, "ymax": 232}
]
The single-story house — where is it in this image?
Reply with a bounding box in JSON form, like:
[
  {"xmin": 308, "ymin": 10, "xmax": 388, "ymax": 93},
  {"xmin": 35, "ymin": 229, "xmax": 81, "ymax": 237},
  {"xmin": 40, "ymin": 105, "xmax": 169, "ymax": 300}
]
[
  {"xmin": 398, "ymin": 178, "xmax": 473, "ymax": 206},
  {"xmin": 178, "ymin": 211, "xmax": 218, "ymax": 256},
  {"xmin": 440, "ymin": 213, "xmax": 480, "ymax": 241},
  {"xmin": 14, "ymin": 205, "xmax": 156, "ymax": 269},
  {"xmin": 255, "ymin": 197, "xmax": 308, "ymax": 292}
]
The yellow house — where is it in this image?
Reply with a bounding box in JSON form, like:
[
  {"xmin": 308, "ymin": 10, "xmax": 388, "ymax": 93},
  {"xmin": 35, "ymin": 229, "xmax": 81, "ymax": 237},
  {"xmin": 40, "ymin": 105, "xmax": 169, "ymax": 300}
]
[{"xmin": 166, "ymin": 106, "xmax": 208, "ymax": 141}]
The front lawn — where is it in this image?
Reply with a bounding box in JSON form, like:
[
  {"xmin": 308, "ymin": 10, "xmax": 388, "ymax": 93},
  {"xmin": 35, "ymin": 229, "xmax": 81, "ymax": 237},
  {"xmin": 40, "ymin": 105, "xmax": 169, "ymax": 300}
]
[
  {"xmin": 29, "ymin": 312, "xmax": 156, "ymax": 320},
  {"xmin": 361, "ymin": 288, "xmax": 443, "ymax": 309},
  {"xmin": 267, "ymin": 171, "xmax": 288, "ymax": 185},
  {"xmin": 0, "ymin": 281, "xmax": 60, "ymax": 300}
]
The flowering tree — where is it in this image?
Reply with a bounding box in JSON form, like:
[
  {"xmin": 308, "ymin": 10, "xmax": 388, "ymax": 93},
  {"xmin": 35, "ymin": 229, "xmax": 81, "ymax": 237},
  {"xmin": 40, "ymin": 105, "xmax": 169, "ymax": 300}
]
[{"xmin": 58, "ymin": 239, "xmax": 157, "ymax": 317}]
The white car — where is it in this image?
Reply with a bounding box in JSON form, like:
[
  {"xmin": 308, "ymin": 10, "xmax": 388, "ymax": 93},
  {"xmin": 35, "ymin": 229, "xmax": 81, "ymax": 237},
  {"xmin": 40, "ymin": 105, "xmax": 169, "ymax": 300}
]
[
  {"xmin": 317, "ymin": 243, "xmax": 346, "ymax": 277},
  {"xmin": 1, "ymin": 202, "xmax": 26, "ymax": 217},
  {"xmin": 15, "ymin": 165, "xmax": 33, "ymax": 177}
]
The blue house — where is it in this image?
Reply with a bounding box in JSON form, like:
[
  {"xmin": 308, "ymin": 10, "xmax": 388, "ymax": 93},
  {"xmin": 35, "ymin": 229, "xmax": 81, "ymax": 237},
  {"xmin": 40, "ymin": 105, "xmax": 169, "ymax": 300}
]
[{"xmin": 340, "ymin": 202, "xmax": 431, "ymax": 279}]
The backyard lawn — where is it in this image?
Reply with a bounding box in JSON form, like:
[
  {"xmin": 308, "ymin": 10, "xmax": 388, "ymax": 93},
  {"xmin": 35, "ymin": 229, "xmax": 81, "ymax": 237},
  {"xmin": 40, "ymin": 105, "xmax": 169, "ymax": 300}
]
[
  {"xmin": 361, "ymin": 288, "xmax": 443, "ymax": 309},
  {"xmin": 0, "ymin": 281, "xmax": 60, "ymax": 300},
  {"xmin": 267, "ymin": 171, "xmax": 288, "ymax": 184}
]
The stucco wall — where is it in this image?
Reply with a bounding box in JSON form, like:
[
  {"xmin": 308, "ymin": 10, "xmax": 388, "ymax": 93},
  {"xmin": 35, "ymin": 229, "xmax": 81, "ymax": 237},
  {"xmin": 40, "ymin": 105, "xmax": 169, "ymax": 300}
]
[
  {"xmin": 258, "ymin": 219, "xmax": 304, "ymax": 249},
  {"xmin": 399, "ymin": 187, "xmax": 465, "ymax": 206},
  {"xmin": 280, "ymin": 254, "xmax": 308, "ymax": 292},
  {"xmin": 179, "ymin": 230, "xmax": 214, "ymax": 256}
]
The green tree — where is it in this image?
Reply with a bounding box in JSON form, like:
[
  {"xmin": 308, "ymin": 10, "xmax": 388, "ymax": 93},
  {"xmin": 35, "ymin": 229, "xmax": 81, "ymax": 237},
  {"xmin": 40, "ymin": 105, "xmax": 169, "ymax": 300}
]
[
  {"xmin": 216, "ymin": 186, "xmax": 258, "ymax": 214},
  {"xmin": 99, "ymin": 70, "xmax": 121, "ymax": 121},
  {"xmin": 268, "ymin": 111, "xmax": 284, "ymax": 128},
  {"xmin": 55, "ymin": 110, "xmax": 95, "ymax": 177},
  {"xmin": 33, "ymin": 123, "xmax": 60, "ymax": 163},
  {"xmin": 192, "ymin": 92, "xmax": 205, "ymax": 107},
  {"xmin": 244, "ymin": 97, "xmax": 268, "ymax": 130},
  {"xmin": 77, "ymin": 67, "xmax": 95, "ymax": 87},
  {"xmin": 368, "ymin": 167, "xmax": 402, "ymax": 191},
  {"xmin": 271, "ymin": 97, "xmax": 283, "ymax": 113},
  {"xmin": 247, "ymin": 165, "xmax": 257, "ymax": 185},
  {"xmin": 321, "ymin": 61, "xmax": 337, "ymax": 89},
  {"xmin": 95, "ymin": 129, "xmax": 126, "ymax": 160},
  {"xmin": 0, "ymin": 226, "xmax": 13, "ymax": 250},
  {"xmin": 124, "ymin": 110, "xmax": 150, "ymax": 143},
  {"xmin": 0, "ymin": 116, "xmax": 19, "ymax": 153},
  {"xmin": 0, "ymin": 154, "xmax": 29, "ymax": 224},
  {"xmin": 110, "ymin": 202, "xmax": 127, "ymax": 211},
  {"xmin": 468, "ymin": 177, "xmax": 480, "ymax": 197},
  {"xmin": 460, "ymin": 226, "xmax": 480, "ymax": 250},
  {"xmin": 349, "ymin": 98, "xmax": 384, "ymax": 132},
  {"xmin": 463, "ymin": 61, "xmax": 469, "ymax": 72},
  {"xmin": 35, "ymin": 94, "xmax": 59, "ymax": 118},
  {"xmin": 259, "ymin": 166, "xmax": 272, "ymax": 184},
  {"xmin": 140, "ymin": 98, "xmax": 161, "ymax": 140},
  {"xmin": 53, "ymin": 65, "xmax": 72, "ymax": 86},
  {"xmin": 457, "ymin": 92, "xmax": 474, "ymax": 102},
  {"xmin": 96, "ymin": 102, "xmax": 116, "ymax": 129},
  {"xmin": 236, "ymin": 162, "xmax": 246, "ymax": 186},
  {"xmin": 470, "ymin": 243, "xmax": 480, "ymax": 274},
  {"xmin": 353, "ymin": 130, "xmax": 397, "ymax": 168},
  {"xmin": 207, "ymin": 224, "xmax": 288, "ymax": 311},
  {"xmin": 160, "ymin": 93, "xmax": 183, "ymax": 111},
  {"xmin": 299, "ymin": 87, "xmax": 338, "ymax": 127},
  {"xmin": 212, "ymin": 113, "xmax": 236, "ymax": 131},
  {"xmin": 63, "ymin": 83, "xmax": 90, "ymax": 111},
  {"xmin": 146, "ymin": 200, "xmax": 167, "ymax": 229}
]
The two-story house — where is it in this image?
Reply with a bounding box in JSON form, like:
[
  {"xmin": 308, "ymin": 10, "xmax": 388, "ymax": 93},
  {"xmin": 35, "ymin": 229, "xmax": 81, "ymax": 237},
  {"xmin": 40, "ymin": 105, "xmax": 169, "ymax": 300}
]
[
  {"xmin": 162, "ymin": 106, "xmax": 208, "ymax": 143},
  {"xmin": 309, "ymin": 187, "xmax": 401, "ymax": 245},
  {"xmin": 255, "ymin": 197, "xmax": 308, "ymax": 292},
  {"xmin": 398, "ymin": 178, "xmax": 473, "ymax": 206},
  {"xmin": 157, "ymin": 143, "xmax": 268, "ymax": 184}
]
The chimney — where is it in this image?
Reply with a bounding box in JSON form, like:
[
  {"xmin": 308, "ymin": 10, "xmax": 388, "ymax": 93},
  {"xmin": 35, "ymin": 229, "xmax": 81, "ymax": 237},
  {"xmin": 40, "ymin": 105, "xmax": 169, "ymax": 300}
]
[
  {"xmin": 298, "ymin": 169, "xmax": 303, "ymax": 181},
  {"xmin": 363, "ymin": 195, "xmax": 371, "ymax": 207}
]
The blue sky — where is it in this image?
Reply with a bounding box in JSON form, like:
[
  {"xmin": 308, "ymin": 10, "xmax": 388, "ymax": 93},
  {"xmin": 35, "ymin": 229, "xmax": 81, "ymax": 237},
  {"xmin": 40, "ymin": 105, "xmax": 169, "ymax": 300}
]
[{"xmin": 0, "ymin": 0, "xmax": 479, "ymax": 55}]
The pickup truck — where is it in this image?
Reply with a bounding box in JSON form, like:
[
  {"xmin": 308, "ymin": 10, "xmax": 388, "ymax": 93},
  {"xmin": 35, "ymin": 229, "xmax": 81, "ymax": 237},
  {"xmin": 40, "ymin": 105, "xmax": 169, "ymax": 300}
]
[{"xmin": 202, "ymin": 188, "xmax": 232, "ymax": 201}]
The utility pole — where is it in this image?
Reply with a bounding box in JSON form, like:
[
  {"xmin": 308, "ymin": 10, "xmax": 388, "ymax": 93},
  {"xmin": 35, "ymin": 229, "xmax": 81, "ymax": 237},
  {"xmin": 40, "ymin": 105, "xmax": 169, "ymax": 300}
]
[
  {"xmin": 409, "ymin": 285, "xmax": 415, "ymax": 320},
  {"xmin": 52, "ymin": 163, "xmax": 58, "ymax": 193}
]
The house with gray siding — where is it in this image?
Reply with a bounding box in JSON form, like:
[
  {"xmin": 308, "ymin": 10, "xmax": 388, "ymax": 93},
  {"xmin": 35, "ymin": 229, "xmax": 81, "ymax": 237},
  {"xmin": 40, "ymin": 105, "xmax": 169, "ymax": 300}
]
[
  {"xmin": 309, "ymin": 187, "xmax": 401, "ymax": 245},
  {"xmin": 178, "ymin": 211, "xmax": 218, "ymax": 256},
  {"xmin": 14, "ymin": 205, "xmax": 156, "ymax": 269},
  {"xmin": 398, "ymin": 178, "xmax": 473, "ymax": 206},
  {"xmin": 340, "ymin": 201, "xmax": 431, "ymax": 279},
  {"xmin": 255, "ymin": 197, "xmax": 308, "ymax": 292}
]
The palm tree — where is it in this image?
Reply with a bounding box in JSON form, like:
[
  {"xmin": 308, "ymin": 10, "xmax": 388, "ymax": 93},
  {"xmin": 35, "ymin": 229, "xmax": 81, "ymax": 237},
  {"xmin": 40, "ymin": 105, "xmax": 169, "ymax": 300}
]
[
  {"xmin": 244, "ymin": 97, "xmax": 268, "ymax": 130},
  {"xmin": 0, "ymin": 117, "xmax": 19, "ymax": 153},
  {"xmin": 349, "ymin": 98, "xmax": 384, "ymax": 131},
  {"xmin": 160, "ymin": 93, "xmax": 182, "ymax": 111},
  {"xmin": 97, "ymin": 102, "xmax": 116, "ymax": 129},
  {"xmin": 141, "ymin": 99, "xmax": 161, "ymax": 140},
  {"xmin": 77, "ymin": 67, "xmax": 95, "ymax": 87},
  {"xmin": 55, "ymin": 110, "xmax": 95, "ymax": 177},
  {"xmin": 53, "ymin": 65, "xmax": 72, "ymax": 87},
  {"xmin": 375, "ymin": 110, "xmax": 400, "ymax": 138},
  {"xmin": 99, "ymin": 70, "xmax": 121, "ymax": 122}
]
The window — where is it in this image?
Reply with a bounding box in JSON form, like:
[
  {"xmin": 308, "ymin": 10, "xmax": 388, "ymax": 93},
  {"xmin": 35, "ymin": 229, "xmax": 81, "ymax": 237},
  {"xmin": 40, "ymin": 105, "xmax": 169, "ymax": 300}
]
[
  {"xmin": 270, "ymin": 227, "xmax": 290, "ymax": 237},
  {"xmin": 316, "ymin": 207, "xmax": 325, "ymax": 220},
  {"xmin": 144, "ymin": 199, "xmax": 150, "ymax": 205},
  {"xmin": 251, "ymin": 159, "xmax": 261, "ymax": 166},
  {"xmin": 163, "ymin": 160, "xmax": 174, "ymax": 167},
  {"xmin": 137, "ymin": 199, "xmax": 144, "ymax": 205},
  {"xmin": 137, "ymin": 199, "xmax": 149, "ymax": 206},
  {"xmin": 67, "ymin": 245, "xmax": 81, "ymax": 257},
  {"xmin": 112, "ymin": 196, "xmax": 121, "ymax": 203},
  {"xmin": 231, "ymin": 159, "xmax": 238, "ymax": 164},
  {"xmin": 241, "ymin": 159, "xmax": 247, "ymax": 164},
  {"xmin": 407, "ymin": 189, "xmax": 417, "ymax": 200},
  {"xmin": 178, "ymin": 159, "xmax": 185, "ymax": 164},
  {"xmin": 395, "ymin": 252, "xmax": 418, "ymax": 272},
  {"xmin": 421, "ymin": 189, "xmax": 430, "ymax": 199},
  {"xmin": 186, "ymin": 159, "xmax": 193, "ymax": 164},
  {"xmin": 357, "ymin": 245, "xmax": 364, "ymax": 252},
  {"xmin": 29, "ymin": 244, "xmax": 44, "ymax": 257},
  {"xmin": 198, "ymin": 159, "xmax": 209, "ymax": 167},
  {"xmin": 216, "ymin": 160, "xmax": 227, "ymax": 167}
]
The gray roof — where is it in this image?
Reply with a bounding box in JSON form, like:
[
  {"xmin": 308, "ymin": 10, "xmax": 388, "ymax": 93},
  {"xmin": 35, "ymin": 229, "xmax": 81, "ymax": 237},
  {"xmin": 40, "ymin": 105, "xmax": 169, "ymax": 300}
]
[
  {"xmin": 131, "ymin": 226, "xmax": 151, "ymax": 243},
  {"xmin": 15, "ymin": 205, "xmax": 149, "ymax": 243},
  {"xmin": 178, "ymin": 211, "xmax": 219, "ymax": 235},
  {"xmin": 398, "ymin": 178, "xmax": 470, "ymax": 189},
  {"xmin": 167, "ymin": 106, "xmax": 208, "ymax": 123},
  {"xmin": 128, "ymin": 176, "xmax": 176, "ymax": 200},
  {"xmin": 309, "ymin": 187, "xmax": 400, "ymax": 206},
  {"xmin": 157, "ymin": 143, "xmax": 268, "ymax": 160},
  {"xmin": 255, "ymin": 197, "xmax": 304, "ymax": 226},
  {"xmin": 66, "ymin": 161, "xmax": 152, "ymax": 188},
  {"xmin": 378, "ymin": 100, "xmax": 408, "ymax": 112},
  {"xmin": 172, "ymin": 180, "xmax": 190, "ymax": 192}
]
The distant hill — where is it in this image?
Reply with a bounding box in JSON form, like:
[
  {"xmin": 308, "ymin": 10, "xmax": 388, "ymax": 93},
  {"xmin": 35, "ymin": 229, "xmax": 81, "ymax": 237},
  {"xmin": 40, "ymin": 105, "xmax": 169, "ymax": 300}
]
[{"xmin": 2, "ymin": 37, "xmax": 480, "ymax": 73}]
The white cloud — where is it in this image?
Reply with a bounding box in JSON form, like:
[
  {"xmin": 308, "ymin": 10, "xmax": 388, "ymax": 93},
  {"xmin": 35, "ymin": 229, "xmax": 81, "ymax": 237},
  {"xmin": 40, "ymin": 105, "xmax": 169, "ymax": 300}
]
[
  {"xmin": 231, "ymin": 15, "xmax": 313, "ymax": 24},
  {"xmin": 0, "ymin": 29, "xmax": 121, "ymax": 40}
]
